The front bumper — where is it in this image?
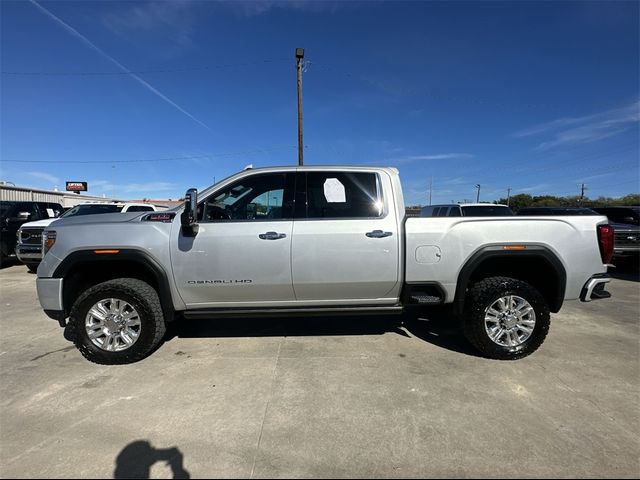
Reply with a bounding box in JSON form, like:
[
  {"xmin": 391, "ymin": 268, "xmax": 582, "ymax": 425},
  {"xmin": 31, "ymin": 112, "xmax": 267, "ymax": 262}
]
[
  {"xmin": 36, "ymin": 277, "xmax": 64, "ymax": 311},
  {"xmin": 37, "ymin": 277, "xmax": 66, "ymax": 327},
  {"xmin": 580, "ymin": 274, "xmax": 611, "ymax": 302},
  {"xmin": 15, "ymin": 244, "xmax": 43, "ymax": 262}
]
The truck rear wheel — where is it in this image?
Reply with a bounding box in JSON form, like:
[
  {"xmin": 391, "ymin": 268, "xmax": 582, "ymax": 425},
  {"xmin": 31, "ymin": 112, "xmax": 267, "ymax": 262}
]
[
  {"xmin": 68, "ymin": 278, "xmax": 166, "ymax": 365},
  {"xmin": 463, "ymin": 276, "xmax": 550, "ymax": 360}
]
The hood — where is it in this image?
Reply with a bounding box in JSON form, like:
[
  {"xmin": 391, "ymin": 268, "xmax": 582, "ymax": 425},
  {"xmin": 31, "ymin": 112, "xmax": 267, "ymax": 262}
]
[
  {"xmin": 48, "ymin": 212, "xmax": 145, "ymax": 228},
  {"xmin": 19, "ymin": 218, "xmax": 58, "ymax": 229}
]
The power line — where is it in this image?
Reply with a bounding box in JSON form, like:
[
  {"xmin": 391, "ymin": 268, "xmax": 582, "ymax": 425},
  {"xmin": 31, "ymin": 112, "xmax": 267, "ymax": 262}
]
[
  {"xmin": 1, "ymin": 59, "xmax": 289, "ymax": 76},
  {"xmin": 0, "ymin": 145, "xmax": 296, "ymax": 164}
]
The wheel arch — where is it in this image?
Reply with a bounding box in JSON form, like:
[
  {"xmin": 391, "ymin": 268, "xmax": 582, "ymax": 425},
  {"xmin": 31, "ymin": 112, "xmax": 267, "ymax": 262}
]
[
  {"xmin": 453, "ymin": 245, "xmax": 567, "ymax": 315},
  {"xmin": 54, "ymin": 249, "xmax": 174, "ymax": 321}
]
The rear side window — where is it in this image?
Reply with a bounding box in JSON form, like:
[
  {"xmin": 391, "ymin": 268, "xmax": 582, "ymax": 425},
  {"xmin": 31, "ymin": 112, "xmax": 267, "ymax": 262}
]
[
  {"xmin": 432, "ymin": 207, "xmax": 441, "ymax": 217},
  {"xmin": 304, "ymin": 172, "xmax": 382, "ymax": 219},
  {"xmin": 438, "ymin": 207, "xmax": 449, "ymax": 217},
  {"xmin": 448, "ymin": 207, "xmax": 461, "ymax": 217}
]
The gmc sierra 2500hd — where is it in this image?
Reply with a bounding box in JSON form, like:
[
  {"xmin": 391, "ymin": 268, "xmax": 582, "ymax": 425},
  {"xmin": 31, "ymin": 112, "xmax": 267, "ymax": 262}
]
[{"xmin": 36, "ymin": 166, "xmax": 613, "ymax": 364}]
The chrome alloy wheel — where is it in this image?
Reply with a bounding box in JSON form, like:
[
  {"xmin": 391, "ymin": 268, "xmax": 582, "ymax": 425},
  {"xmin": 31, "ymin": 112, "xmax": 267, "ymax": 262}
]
[
  {"xmin": 85, "ymin": 298, "xmax": 141, "ymax": 352},
  {"xmin": 484, "ymin": 295, "xmax": 536, "ymax": 348}
]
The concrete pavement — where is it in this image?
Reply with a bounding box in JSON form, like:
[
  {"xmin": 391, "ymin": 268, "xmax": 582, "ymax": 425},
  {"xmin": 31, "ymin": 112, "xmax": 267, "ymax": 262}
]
[{"xmin": 0, "ymin": 264, "xmax": 638, "ymax": 478}]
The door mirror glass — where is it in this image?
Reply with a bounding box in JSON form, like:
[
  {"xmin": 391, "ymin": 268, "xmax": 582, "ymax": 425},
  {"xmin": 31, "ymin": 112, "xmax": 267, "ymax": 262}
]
[
  {"xmin": 181, "ymin": 188, "xmax": 198, "ymax": 234},
  {"xmin": 17, "ymin": 211, "xmax": 31, "ymax": 220}
]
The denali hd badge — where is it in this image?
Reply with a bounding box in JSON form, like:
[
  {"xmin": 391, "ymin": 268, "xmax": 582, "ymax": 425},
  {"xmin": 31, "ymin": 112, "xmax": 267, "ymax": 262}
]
[
  {"xmin": 143, "ymin": 212, "xmax": 176, "ymax": 223},
  {"xmin": 187, "ymin": 280, "xmax": 252, "ymax": 285}
]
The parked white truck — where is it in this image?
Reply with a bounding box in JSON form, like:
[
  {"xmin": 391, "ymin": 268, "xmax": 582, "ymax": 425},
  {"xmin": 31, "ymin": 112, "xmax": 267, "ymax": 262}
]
[
  {"xmin": 17, "ymin": 202, "xmax": 162, "ymax": 272},
  {"xmin": 36, "ymin": 166, "xmax": 613, "ymax": 364}
]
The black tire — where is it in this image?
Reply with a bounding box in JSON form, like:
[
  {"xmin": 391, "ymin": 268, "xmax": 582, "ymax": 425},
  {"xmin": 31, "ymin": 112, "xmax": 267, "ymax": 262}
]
[
  {"xmin": 26, "ymin": 263, "xmax": 39, "ymax": 273},
  {"xmin": 463, "ymin": 276, "xmax": 550, "ymax": 360},
  {"xmin": 68, "ymin": 278, "xmax": 166, "ymax": 365}
]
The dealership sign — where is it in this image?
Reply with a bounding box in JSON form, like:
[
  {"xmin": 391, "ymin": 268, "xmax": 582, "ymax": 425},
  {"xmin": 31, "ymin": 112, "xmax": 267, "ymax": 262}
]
[{"xmin": 66, "ymin": 181, "xmax": 87, "ymax": 192}]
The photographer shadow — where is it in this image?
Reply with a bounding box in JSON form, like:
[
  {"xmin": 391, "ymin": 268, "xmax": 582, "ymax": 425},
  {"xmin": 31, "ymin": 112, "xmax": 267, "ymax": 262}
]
[{"xmin": 114, "ymin": 440, "xmax": 190, "ymax": 479}]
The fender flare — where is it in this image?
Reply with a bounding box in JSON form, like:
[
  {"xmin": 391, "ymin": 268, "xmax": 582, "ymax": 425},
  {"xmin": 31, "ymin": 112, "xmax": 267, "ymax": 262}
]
[
  {"xmin": 53, "ymin": 249, "xmax": 174, "ymax": 319},
  {"xmin": 453, "ymin": 245, "xmax": 567, "ymax": 315}
]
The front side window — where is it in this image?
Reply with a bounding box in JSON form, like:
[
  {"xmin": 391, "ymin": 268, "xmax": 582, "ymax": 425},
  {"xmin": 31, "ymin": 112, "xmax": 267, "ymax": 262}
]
[
  {"xmin": 304, "ymin": 172, "xmax": 382, "ymax": 219},
  {"xmin": 199, "ymin": 173, "xmax": 293, "ymax": 222}
]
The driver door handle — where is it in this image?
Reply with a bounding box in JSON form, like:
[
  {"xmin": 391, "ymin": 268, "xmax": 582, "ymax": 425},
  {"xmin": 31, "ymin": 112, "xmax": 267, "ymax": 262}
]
[
  {"xmin": 366, "ymin": 230, "xmax": 393, "ymax": 238},
  {"xmin": 259, "ymin": 231, "xmax": 287, "ymax": 240}
]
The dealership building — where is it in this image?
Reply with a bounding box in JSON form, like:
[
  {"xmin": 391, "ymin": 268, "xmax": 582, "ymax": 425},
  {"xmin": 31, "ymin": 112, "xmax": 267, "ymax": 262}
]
[{"xmin": 0, "ymin": 183, "xmax": 180, "ymax": 208}]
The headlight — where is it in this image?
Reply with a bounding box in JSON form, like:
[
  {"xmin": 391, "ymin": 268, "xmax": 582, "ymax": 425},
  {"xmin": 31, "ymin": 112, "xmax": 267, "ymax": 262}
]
[{"xmin": 43, "ymin": 230, "xmax": 57, "ymax": 255}]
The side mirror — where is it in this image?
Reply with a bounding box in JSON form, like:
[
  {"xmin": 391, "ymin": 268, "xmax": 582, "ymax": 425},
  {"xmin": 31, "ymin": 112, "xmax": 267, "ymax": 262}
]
[
  {"xmin": 181, "ymin": 188, "xmax": 199, "ymax": 236},
  {"xmin": 17, "ymin": 212, "xmax": 31, "ymax": 220}
]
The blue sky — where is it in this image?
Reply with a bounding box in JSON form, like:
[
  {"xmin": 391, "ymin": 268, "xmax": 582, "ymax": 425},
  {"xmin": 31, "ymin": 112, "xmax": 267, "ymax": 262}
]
[{"xmin": 1, "ymin": 0, "xmax": 638, "ymax": 204}]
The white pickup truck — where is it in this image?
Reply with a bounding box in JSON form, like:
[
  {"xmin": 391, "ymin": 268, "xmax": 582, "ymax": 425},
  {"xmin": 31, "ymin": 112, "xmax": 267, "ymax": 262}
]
[
  {"xmin": 36, "ymin": 166, "xmax": 613, "ymax": 364},
  {"xmin": 16, "ymin": 202, "xmax": 162, "ymax": 272}
]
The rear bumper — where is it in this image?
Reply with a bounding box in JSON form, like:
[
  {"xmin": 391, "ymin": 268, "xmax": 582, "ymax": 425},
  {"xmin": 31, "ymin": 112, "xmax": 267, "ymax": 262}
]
[{"xmin": 580, "ymin": 274, "xmax": 611, "ymax": 302}]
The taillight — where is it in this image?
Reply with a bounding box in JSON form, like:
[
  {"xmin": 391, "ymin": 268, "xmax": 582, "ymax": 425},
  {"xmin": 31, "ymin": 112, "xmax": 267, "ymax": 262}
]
[{"xmin": 597, "ymin": 224, "xmax": 614, "ymax": 264}]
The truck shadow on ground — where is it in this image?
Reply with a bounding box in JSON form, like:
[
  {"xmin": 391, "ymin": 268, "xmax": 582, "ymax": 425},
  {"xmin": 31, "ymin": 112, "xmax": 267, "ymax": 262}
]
[
  {"xmin": 609, "ymin": 258, "xmax": 639, "ymax": 282},
  {"xmin": 114, "ymin": 440, "xmax": 190, "ymax": 479},
  {"xmin": 164, "ymin": 307, "xmax": 481, "ymax": 357}
]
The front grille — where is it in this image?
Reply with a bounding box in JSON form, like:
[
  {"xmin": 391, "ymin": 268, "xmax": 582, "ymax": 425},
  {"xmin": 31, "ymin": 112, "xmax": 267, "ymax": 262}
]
[
  {"xmin": 20, "ymin": 228, "xmax": 44, "ymax": 245},
  {"xmin": 614, "ymin": 231, "xmax": 640, "ymax": 248}
]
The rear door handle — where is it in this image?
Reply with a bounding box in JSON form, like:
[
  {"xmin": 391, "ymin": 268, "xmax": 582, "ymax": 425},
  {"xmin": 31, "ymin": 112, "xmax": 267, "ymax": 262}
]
[
  {"xmin": 259, "ymin": 231, "xmax": 287, "ymax": 240},
  {"xmin": 366, "ymin": 230, "xmax": 393, "ymax": 238}
]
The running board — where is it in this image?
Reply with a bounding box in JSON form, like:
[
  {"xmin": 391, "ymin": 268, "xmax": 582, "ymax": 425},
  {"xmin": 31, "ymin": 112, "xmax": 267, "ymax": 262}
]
[{"xmin": 183, "ymin": 305, "xmax": 404, "ymax": 320}]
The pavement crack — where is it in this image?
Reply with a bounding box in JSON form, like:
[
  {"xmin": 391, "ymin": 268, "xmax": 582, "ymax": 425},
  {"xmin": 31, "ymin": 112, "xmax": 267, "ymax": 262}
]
[
  {"xmin": 249, "ymin": 334, "xmax": 284, "ymax": 479},
  {"xmin": 29, "ymin": 345, "xmax": 75, "ymax": 361}
]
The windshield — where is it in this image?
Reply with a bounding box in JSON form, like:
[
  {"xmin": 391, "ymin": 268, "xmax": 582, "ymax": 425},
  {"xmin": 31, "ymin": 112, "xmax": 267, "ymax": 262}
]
[
  {"xmin": 60, "ymin": 204, "xmax": 123, "ymax": 217},
  {"xmin": 462, "ymin": 206, "xmax": 514, "ymax": 216}
]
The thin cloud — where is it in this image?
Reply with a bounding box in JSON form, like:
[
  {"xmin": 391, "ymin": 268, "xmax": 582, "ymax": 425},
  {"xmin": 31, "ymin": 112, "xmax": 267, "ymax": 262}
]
[
  {"xmin": 27, "ymin": 171, "xmax": 61, "ymax": 185},
  {"xmin": 514, "ymin": 100, "xmax": 639, "ymax": 150},
  {"xmin": 228, "ymin": 1, "xmax": 350, "ymax": 17},
  {"xmin": 29, "ymin": 0, "xmax": 211, "ymax": 131},
  {"xmin": 102, "ymin": 0, "xmax": 198, "ymax": 51},
  {"xmin": 89, "ymin": 180, "xmax": 176, "ymax": 194},
  {"xmin": 517, "ymin": 183, "xmax": 551, "ymax": 193},
  {"xmin": 388, "ymin": 153, "xmax": 474, "ymax": 164}
]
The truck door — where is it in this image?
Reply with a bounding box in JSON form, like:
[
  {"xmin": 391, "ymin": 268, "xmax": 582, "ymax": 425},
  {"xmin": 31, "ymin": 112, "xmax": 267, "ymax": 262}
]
[
  {"xmin": 291, "ymin": 171, "xmax": 400, "ymax": 303},
  {"xmin": 172, "ymin": 172, "xmax": 296, "ymax": 307}
]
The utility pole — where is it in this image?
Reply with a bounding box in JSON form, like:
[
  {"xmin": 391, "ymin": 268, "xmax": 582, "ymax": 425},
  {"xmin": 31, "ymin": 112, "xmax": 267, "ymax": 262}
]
[
  {"xmin": 475, "ymin": 184, "xmax": 481, "ymax": 203},
  {"xmin": 428, "ymin": 176, "xmax": 433, "ymax": 205},
  {"xmin": 506, "ymin": 187, "xmax": 512, "ymax": 206},
  {"xmin": 296, "ymin": 48, "xmax": 305, "ymax": 166},
  {"xmin": 579, "ymin": 183, "xmax": 586, "ymax": 204}
]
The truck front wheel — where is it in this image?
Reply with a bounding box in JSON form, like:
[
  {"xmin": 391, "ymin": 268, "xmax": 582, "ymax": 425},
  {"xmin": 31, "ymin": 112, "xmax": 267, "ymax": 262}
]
[
  {"xmin": 68, "ymin": 278, "xmax": 167, "ymax": 365},
  {"xmin": 463, "ymin": 276, "xmax": 550, "ymax": 360}
]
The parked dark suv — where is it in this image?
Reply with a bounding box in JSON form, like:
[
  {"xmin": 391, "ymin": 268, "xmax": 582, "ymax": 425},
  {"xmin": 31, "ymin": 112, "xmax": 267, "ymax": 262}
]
[
  {"xmin": 0, "ymin": 201, "xmax": 63, "ymax": 267},
  {"xmin": 421, "ymin": 203, "xmax": 513, "ymax": 217},
  {"xmin": 591, "ymin": 206, "xmax": 639, "ymax": 258},
  {"xmin": 516, "ymin": 207, "xmax": 599, "ymax": 216}
]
